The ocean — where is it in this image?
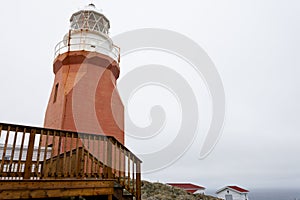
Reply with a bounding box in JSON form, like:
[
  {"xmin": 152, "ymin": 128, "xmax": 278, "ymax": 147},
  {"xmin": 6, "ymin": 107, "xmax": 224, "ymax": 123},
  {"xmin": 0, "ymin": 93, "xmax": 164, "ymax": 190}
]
[{"xmin": 248, "ymin": 189, "xmax": 300, "ymax": 200}]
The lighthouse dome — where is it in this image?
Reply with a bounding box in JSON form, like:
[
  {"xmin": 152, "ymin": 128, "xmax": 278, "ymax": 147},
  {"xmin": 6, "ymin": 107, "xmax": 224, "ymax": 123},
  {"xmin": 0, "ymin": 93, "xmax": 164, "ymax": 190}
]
[
  {"xmin": 54, "ymin": 4, "xmax": 119, "ymax": 62},
  {"xmin": 70, "ymin": 3, "xmax": 110, "ymax": 35}
]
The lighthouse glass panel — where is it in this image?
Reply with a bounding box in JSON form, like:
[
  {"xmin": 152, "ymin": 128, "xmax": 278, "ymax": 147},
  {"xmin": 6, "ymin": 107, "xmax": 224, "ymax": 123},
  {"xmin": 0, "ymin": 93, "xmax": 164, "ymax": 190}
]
[{"xmin": 70, "ymin": 11, "xmax": 110, "ymax": 35}]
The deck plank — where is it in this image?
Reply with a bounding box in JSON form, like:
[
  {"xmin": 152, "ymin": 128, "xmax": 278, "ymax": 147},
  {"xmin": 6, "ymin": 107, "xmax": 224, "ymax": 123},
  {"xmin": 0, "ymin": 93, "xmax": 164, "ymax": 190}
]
[{"xmin": 0, "ymin": 179, "xmax": 115, "ymax": 199}]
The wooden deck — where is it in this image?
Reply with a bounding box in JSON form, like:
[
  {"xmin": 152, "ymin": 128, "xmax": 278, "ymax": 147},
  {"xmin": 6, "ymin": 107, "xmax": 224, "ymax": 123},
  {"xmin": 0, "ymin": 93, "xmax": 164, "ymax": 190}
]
[
  {"xmin": 0, "ymin": 123, "xmax": 142, "ymax": 200},
  {"xmin": 0, "ymin": 179, "xmax": 115, "ymax": 199}
]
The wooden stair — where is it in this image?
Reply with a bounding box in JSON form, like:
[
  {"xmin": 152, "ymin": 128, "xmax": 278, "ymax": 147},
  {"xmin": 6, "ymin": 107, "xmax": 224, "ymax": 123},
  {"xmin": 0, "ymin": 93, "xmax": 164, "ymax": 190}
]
[{"xmin": 0, "ymin": 123, "xmax": 142, "ymax": 200}]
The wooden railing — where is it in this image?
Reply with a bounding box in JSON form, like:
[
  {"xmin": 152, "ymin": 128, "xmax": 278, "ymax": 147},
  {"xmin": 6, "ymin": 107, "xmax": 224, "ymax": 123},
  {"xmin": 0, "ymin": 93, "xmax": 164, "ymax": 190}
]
[{"xmin": 0, "ymin": 122, "xmax": 141, "ymax": 200}]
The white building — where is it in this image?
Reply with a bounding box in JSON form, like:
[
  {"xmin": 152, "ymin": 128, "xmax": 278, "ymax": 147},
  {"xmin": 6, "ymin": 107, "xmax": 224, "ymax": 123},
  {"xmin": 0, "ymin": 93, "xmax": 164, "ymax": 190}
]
[
  {"xmin": 216, "ymin": 185, "xmax": 249, "ymax": 200},
  {"xmin": 0, "ymin": 143, "xmax": 51, "ymax": 173}
]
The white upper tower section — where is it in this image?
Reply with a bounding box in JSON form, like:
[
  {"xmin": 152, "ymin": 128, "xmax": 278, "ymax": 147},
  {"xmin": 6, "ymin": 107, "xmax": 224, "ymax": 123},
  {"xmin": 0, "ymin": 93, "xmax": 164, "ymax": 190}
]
[
  {"xmin": 70, "ymin": 3, "xmax": 110, "ymax": 35},
  {"xmin": 54, "ymin": 4, "xmax": 119, "ymax": 62}
]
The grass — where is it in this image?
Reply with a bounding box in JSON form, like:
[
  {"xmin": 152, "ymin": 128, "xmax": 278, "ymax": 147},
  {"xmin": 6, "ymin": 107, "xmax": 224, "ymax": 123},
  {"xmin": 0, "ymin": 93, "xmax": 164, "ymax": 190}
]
[{"xmin": 141, "ymin": 181, "xmax": 221, "ymax": 200}]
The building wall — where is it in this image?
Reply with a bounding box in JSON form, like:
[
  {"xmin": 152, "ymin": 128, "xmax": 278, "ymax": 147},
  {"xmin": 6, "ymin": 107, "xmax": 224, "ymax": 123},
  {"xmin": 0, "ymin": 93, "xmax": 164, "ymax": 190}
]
[
  {"xmin": 193, "ymin": 189, "xmax": 205, "ymax": 194},
  {"xmin": 44, "ymin": 51, "xmax": 124, "ymax": 145},
  {"xmin": 217, "ymin": 189, "xmax": 248, "ymax": 200}
]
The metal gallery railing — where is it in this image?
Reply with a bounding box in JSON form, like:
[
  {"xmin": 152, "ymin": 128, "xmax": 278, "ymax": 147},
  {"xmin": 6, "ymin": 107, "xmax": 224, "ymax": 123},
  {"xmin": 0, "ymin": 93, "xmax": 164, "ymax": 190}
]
[
  {"xmin": 0, "ymin": 122, "xmax": 141, "ymax": 200},
  {"xmin": 54, "ymin": 34, "xmax": 120, "ymax": 63}
]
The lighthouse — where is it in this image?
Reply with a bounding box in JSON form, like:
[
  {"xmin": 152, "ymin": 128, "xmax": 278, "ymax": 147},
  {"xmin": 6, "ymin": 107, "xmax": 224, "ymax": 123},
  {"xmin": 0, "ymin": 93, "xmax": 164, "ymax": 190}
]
[{"xmin": 44, "ymin": 4, "xmax": 124, "ymax": 144}]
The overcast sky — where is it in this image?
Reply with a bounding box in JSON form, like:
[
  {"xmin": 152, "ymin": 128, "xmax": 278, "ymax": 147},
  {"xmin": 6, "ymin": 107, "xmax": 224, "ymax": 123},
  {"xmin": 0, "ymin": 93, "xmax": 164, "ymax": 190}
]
[{"xmin": 0, "ymin": 0, "xmax": 299, "ymax": 192}]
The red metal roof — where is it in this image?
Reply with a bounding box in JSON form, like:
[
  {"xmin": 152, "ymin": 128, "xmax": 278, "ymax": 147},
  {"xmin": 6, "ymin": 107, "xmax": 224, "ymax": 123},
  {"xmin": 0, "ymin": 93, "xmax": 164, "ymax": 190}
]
[
  {"xmin": 216, "ymin": 185, "xmax": 249, "ymax": 194},
  {"xmin": 168, "ymin": 183, "xmax": 205, "ymax": 190},
  {"xmin": 228, "ymin": 186, "xmax": 249, "ymax": 193}
]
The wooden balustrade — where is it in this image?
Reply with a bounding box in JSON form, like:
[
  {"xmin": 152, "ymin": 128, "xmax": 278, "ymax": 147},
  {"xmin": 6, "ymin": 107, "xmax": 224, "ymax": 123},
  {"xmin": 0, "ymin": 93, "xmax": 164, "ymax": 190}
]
[{"xmin": 0, "ymin": 122, "xmax": 141, "ymax": 200}]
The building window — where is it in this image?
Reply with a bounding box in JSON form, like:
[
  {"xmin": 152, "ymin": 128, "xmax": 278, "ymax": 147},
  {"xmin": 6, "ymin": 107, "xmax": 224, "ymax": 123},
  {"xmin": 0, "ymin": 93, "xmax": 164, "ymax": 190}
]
[
  {"xmin": 53, "ymin": 83, "xmax": 59, "ymax": 103},
  {"xmin": 4, "ymin": 155, "xmax": 10, "ymax": 160}
]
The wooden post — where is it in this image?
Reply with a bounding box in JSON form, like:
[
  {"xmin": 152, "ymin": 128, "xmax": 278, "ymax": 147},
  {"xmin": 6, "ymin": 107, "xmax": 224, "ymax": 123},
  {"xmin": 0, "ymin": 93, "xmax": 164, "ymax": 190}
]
[
  {"xmin": 91, "ymin": 135, "xmax": 95, "ymax": 176},
  {"xmin": 80, "ymin": 134, "xmax": 85, "ymax": 177},
  {"xmin": 75, "ymin": 133, "xmax": 79, "ymax": 177},
  {"xmin": 42, "ymin": 130, "xmax": 50, "ymax": 178},
  {"xmin": 35, "ymin": 129, "xmax": 43, "ymax": 177},
  {"xmin": 24, "ymin": 129, "xmax": 36, "ymax": 179},
  {"xmin": 63, "ymin": 132, "xmax": 68, "ymax": 177},
  {"xmin": 114, "ymin": 143, "xmax": 117, "ymax": 176},
  {"xmin": 136, "ymin": 161, "xmax": 142, "ymax": 200},
  {"xmin": 97, "ymin": 136, "xmax": 101, "ymax": 177},
  {"xmin": 132, "ymin": 157, "xmax": 135, "ymax": 194},
  {"xmin": 106, "ymin": 138, "xmax": 113, "ymax": 179},
  {"xmin": 102, "ymin": 137, "xmax": 106, "ymax": 177},
  {"xmin": 56, "ymin": 131, "xmax": 62, "ymax": 177},
  {"xmin": 68, "ymin": 132, "xmax": 74, "ymax": 177},
  {"xmin": 8, "ymin": 127, "xmax": 18, "ymax": 173},
  {"xmin": 18, "ymin": 128, "xmax": 26, "ymax": 176},
  {"xmin": 49, "ymin": 131, "xmax": 56, "ymax": 177},
  {"xmin": 118, "ymin": 145, "xmax": 122, "ymax": 179},
  {"xmin": 0, "ymin": 126, "xmax": 10, "ymax": 173},
  {"xmin": 127, "ymin": 153, "xmax": 130, "ymax": 191},
  {"xmin": 87, "ymin": 135, "xmax": 91, "ymax": 177}
]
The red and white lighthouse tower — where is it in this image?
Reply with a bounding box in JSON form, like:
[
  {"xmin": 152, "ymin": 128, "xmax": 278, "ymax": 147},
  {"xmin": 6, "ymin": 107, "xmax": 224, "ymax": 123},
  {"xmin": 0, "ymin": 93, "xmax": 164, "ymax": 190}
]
[{"xmin": 44, "ymin": 4, "xmax": 124, "ymax": 144}]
